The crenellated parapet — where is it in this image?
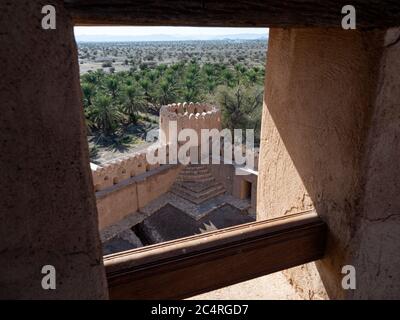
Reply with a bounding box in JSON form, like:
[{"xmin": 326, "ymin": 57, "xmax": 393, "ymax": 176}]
[
  {"xmin": 159, "ymin": 102, "xmax": 221, "ymax": 145},
  {"xmin": 92, "ymin": 147, "xmax": 165, "ymax": 191},
  {"xmin": 92, "ymin": 102, "xmax": 224, "ymax": 192}
]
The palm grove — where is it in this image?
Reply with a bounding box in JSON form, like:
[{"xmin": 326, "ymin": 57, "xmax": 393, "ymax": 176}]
[{"xmin": 81, "ymin": 60, "xmax": 265, "ymax": 151}]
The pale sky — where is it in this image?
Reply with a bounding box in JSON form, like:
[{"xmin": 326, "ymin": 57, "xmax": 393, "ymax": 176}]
[{"xmin": 74, "ymin": 26, "xmax": 268, "ymax": 37}]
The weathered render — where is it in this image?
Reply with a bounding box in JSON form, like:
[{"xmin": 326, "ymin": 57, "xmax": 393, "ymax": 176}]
[
  {"xmin": 257, "ymin": 28, "xmax": 400, "ymax": 299},
  {"xmin": 96, "ymin": 164, "xmax": 182, "ymax": 229},
  {"xmin": 159, "ymin": 102, "xmax": 221, "ymax": 147},
  {"xmin": 0, "ymin": 0, "xmax": 107, "ymax": 299}
]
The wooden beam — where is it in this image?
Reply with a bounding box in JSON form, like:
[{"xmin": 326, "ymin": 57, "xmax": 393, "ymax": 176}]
[
  {"xmin": 104, "ymin": 210, "xmax": 326, "ymax": 299},
  {"xmin": 65, "ymin": 0, "xmax": 400, "ymax": 28}
]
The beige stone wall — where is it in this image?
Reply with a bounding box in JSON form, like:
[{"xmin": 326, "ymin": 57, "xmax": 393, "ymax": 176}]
[
  {"xmin": 349, "ymin": 27, "xmax": 400, "ymax": 299},
  {"xmin": 96, "ymin": 182, "xmax": 139, "ymax": 229},
  {"xmin": 136, "ymin": 165, "xmax": 181, "ymax": 207},
  {"xmin": 0, "ymin": 1, "xmax": 107, "ymax": 299},
  {"xmin": 208, "ymin": 164, "xmax": 235, "ymax": 194},
  {"xmin": 96, "ymin": 165, "xmax": 182, "ymax": 230},
  {"xmin": 92, "ymin": 148, "xmax": 164, "ymax": 191},
  {"xmin": 257, "ymin": 28, "xmax": 400, "ymax": 299},
  {"xmin": 233, "ymin": 174, "xmax": 258, "ymax": 211},
  {"xmin": 160, "ymin": 102, "xmax": 221, "ymax": 146}
]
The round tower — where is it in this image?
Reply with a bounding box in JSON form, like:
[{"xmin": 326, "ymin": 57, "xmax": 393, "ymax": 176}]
[{"xmin": 159, "ymin": 102, "xmax": 221, "ymax": 145}]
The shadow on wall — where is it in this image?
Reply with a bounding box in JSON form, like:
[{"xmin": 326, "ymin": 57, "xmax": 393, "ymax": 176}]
[{"xmin": 258, "ymin": 28, "xmax": 396, "ymax": 299}]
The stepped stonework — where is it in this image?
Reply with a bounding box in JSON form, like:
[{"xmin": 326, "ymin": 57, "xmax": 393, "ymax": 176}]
[{"xmin": 171, "ymin": 164, "xmax": 225, "ymax": 204}]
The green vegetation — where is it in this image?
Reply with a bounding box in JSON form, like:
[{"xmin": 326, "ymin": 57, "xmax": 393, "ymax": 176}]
[
  {"xmin": 79, "ymin": 40, "xmax": 266, "ymax": 162},
  {"xmin": 82, "ymin": 61, "xmax": 263, "ymax": 134}
]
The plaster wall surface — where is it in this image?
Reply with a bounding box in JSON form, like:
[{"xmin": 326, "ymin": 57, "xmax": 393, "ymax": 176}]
[
  {"xmin": 208, "ymin": 163, "xmax": 258, "ymax": 211},
  {"xmin": 96, "ymin": 165, "xmax": 182, "ymax": 229},
  {"xmin": 0, "ymin": 1, "xmax": 108, "ymax": 299},
  {"xmin": 160, "ymin": 102, "xmax": 221, "ymax": 147},
  {"xmin": 349, "ymin": 27, "xmax": 400, "ymax": 299},
  {"xmin": 97, "ymin": 181, "xmax": 139, "ymax": 230},
  {"xmin": 233, "ymin": 174, "xmax": 257, "ymax": 210},
  {"xmin": 257, "ymin": 28, "xmax": 400, "ymax": 299},
  {"xmin": 208, "ymin": 164, "xmax": 235, "ymax": 194},
  {"xmin": 92, "ymin": 148, "xmax": 164, "ymax": 191},
  {"xmin": 136, "ymin": 165, "xmax": 182, "ymax": 208}
]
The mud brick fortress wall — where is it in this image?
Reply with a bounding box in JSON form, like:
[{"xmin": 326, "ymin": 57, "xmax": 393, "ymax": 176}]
[
  {"xmin": 257, "ymin": 28, "xmax": 400, "ymax": 299},
  {"xmin": 159, "ymin": 102, "xmax": 222, "ymax": 146},
  {"xmin": 1, "ymin": 1, "xmax": 399, "ymax": 299},
  {"xmin": 92, "ymin": 103, "xmax": 230, "ymax": 230}
]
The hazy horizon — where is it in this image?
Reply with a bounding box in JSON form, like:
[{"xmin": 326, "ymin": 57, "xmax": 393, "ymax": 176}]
[{"xmin": 74, "ymin": 26, "xmax": 268, "ymax": 42}]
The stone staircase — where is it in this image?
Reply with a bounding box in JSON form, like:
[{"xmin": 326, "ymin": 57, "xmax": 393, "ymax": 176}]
[
  {"xmin": 135, "ymin": 164, "xmax": 250, "ymax": 222},
  {"xmin": 171, "ymin": 164, "xmax": 225, "ymax": 204}
]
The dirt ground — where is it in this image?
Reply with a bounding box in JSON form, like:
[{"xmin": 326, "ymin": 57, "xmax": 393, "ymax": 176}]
[{"xmin": 189, "ymin": 272, "xmax": 302, "ymax": 300}]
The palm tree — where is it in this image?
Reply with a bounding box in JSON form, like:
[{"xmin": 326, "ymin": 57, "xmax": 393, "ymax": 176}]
[
  {"xmin": 157, "ymin": 78, "xmax": 178, "ymax": 106},
  {"xmin": 83, "ymin": 107, "xmax": 95, "ymax": 135},
  {"xmin": 156, "ymin": 64, "xmax": 167, "ymax": 75},
  {"xmin": 182, "ymin": 78, "xmax": 200, "ymax": 102},
  {"xmin": 148, "ymin": 70, "xmax": 158, "ymax": 83},
  {"xmin": 234, "ymin": 64, "xmax": 247, "ymax": 85},
  {"xmin": 221, "ymin": 69, "xmax": 234, "ymax": 87},
  {"xmin": 245, "ymin": 69, "xmax": 258, "ymax": 86},
  {"xmin": 205, "ymin": 79, "xmax": 217, "ymax": 94},
  {"xmin": 122, "ymin": 85, "xmax": 146, "ymax": 123},
  {"xmin": 203, "ymin": 64, "xmax": 215, "ymax": 78},
  {"xmin": 202, "ymin": 64, "xmax": 219, "ymax": 93},
  {"xmin": 82, "ymin": 72, "xmax": 97, "ymax": 85},
  {"xmin": 81, "ymin": 83, "xmax": 95, "ymax": 107},
  {"xmin": 93, "ymin": 69, "xmax": 105, "ymax": 83},
  {"xmin": 139, "ymin": 79, "xmax": 151, "ymax": 102},
  {"xmin": 105, "ymin": 78, "xmax": 119, "ymax": 99},
  {"xmin": 92, "ymin": 94, "xmax": 122, "ymax": 136}
]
